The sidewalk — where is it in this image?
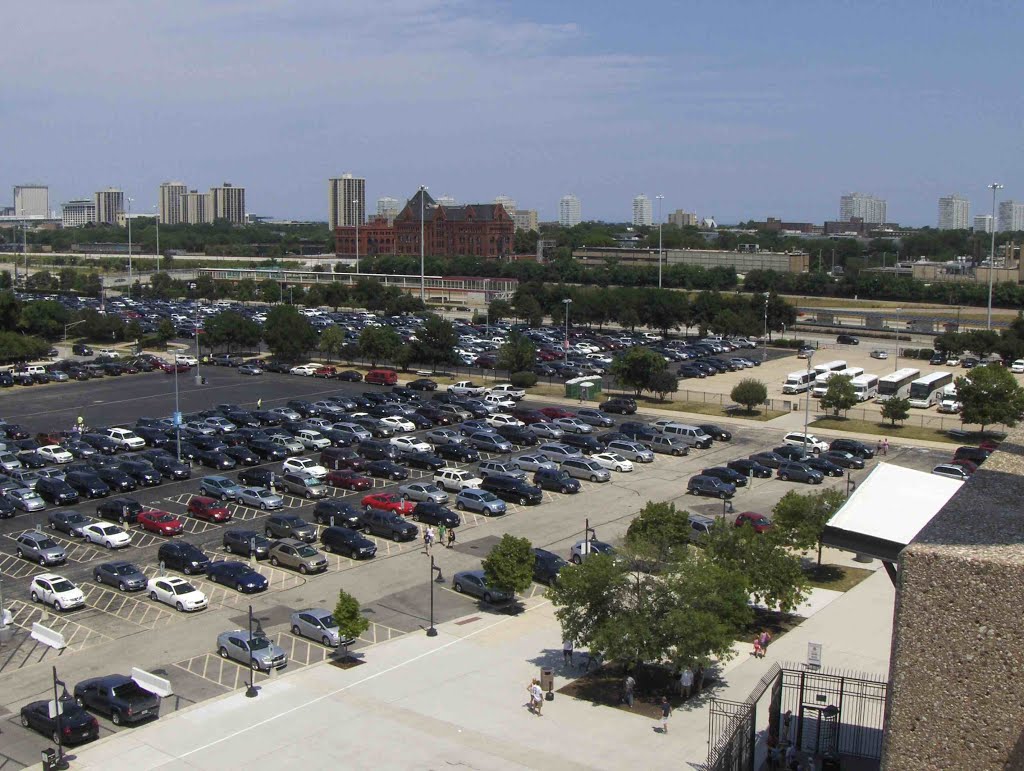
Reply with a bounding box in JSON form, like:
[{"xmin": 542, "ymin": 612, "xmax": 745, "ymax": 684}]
[{"xmin": 56, "ymin": 569, "xmax": 895, "ymax": 771}]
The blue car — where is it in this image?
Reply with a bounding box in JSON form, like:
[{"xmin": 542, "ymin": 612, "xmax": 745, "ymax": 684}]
[{"xmin": 205, "ymin": 560, "xmax": 268, "ymax": 593}]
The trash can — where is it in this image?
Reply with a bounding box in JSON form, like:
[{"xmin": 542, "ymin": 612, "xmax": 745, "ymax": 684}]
[{"xmin": 540, "ymin": 666, "xmax": 554, "ymax": 699}]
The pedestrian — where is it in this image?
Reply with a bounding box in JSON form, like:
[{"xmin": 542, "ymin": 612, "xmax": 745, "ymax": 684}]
[
  {"xmin": 680, "ymin": 666, "xmax": 694, "ymax": 701},
  {"xmin": 426, "ymin": 526, "xmax": 436, "ymax": 553},
  {"xmin": 257, "ymin": 398, "xmax": 262, "ymax": 410},
  {"xmin": 447, "ymin": 527, "xmax": 456, "ymax": 549},
  {"xmin": 695, "ymin": 664, "xmax": 705, "ymax": 695},
  {"xmin": 563, "ymin": 639, "xmax": 574, "ymax": 667},
  {"xmin": 529, "ymin": 678, "xmax": 544, "ymax": 716},
  {"xmin": 759, "ymin": 630, "xmax": 772, "ymax": 656},
  {"xmin": 785, "ymin": 742, "xmax": 798, "ymax": 769},
  {"xmin": 753, "ymin": 637, "xmax": 764, "ymax": 658},
  {"xmin": 782, "ymin": 710, "xmax": 793, "ymax": 743},
  {"xmin": 659, "ymin": 696, "xmax": 672, "ymax": 734},
  {"xmin": 883, "ymin": 438, "xmax": 889, "ymax": 456},
  {"xmin": 876, "ymin": 439, "xmax": 883, "ymax": 455},
  {"xmin": 437, "ymin": 524, "xmax": 447, "ymax": 546},
  {"xmin": 624, "ymin": 673, "xmax": 636, "ymax": 708}
]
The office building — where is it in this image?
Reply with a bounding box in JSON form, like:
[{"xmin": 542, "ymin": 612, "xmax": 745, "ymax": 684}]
[
  {"xmin": 559, "ymin": 194, "xmax": 581, "ymax": 228},
  {"xmin": 998, "ymin": 200, "xmax": 1024, "ymax": 232},
  {"xmin": 93, "ymin": 188, "xmax": 124, "ymax": 225},
  {"xmin": 376, "ymin": 196, "xmax": 400, "ymax": 225},
  {"xmin": 937, "ymin": 194, "xmax": 970, "ymax": 230},
  {"xmin": 974, "ymin": 214, "xmax": 994, "ymax": 233},
  {"xmin": 328, "ymin": 174, "xmax": 365, "ymax": 231},
  {"xmin": 13, "ymin": 185, "xmax": 49, "ymax": 218},
  {"xmin": 494, "ymin": 195, "xmax": 518, "ymax": 216},
  {"xmin": 668, "ymin": 209, "xmax": 698, "ymax": 228},
  {"xmin": 210, "ymin": 183, "xmax": 245, "ymax": 225},
  {"xmin": 61, "ymin": 199, "xmax": 97, "ymax": 228},
  {"xmin": 158, "ymin": 181, "xmax": 188, "ymax": 225},
  {"xmin": 632, "ymin": 194, "xmax": 652, "ymax": 226},
  {"xmin": 840, "ymin": 192, "xmax": 887, "ymax": 224},
  {"xmin": 512, "ymin": 209, "xmax": 538, "ymax": 233},
  {"xmin": 182, "ymin": 190, "xmax": 212, "ymax": 225}
]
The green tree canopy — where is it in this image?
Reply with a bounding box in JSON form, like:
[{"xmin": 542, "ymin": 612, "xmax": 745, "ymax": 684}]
[
  {"xmin": 411, "ymin": 315, "xmax": 458, "ymax": 371},
  {"xmin": 956, "ymin": 364, "xmax": 1024, "ymax": 432},
  {"xmin": 513, "ymin": 294, "xmax": 544, "ymax": 327},
  {"xmin": 819, "ymin": 375, "xmax": 858, "ymax": 416},
  {"xmin": 488, "ymin": 299, "xmax": 513, "ymax": 324},
  {"xmin": 610, "ymin": 346, "xmax": 666, "ymax": 396},
  {"xmin": 19, "ymin": 300, "xmax": 70, "ymax": 340},
  {"xmin": 358, "ymin": 325, "xmax": 402, "ymax": 367},
  {"xmin": 497, "ymin": 331, "xmax": 537, "ymax": 375},
  {"xmin": 333, "ymin": 588, "xmax": 370, "ymax": 650},
  {"xmin": 203, "ymin": 311, "xmax": 261, "ymax": 351},
  {"xmin": 880, "ymin": 396, "xmax": 910, "ymax": 426},
  {"xmin": 731, "ymin": 378, "xmax": 768, "ymax": 413},
  {"xmin": 624, "ymin": 501, "xmax": 692, "ymax": 567},
  {"xmin": 319, "ymin": 326, "xmax": 347, "ymax": 362},
  {"xmin": 770, "ymin": 488, "xmax": 846, "ymax": 565},
  {"xmin": 481, "ymin": 534, "xmax": 535, "ymax": 596},
  {"xmin": 263, "ymin": 304, "xmax": 317, "ymax": 361}
]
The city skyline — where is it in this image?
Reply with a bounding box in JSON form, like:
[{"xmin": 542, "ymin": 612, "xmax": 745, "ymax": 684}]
[{"xmin": 2, "ymin": 3, "xmax": 1020, "ymax": 225}]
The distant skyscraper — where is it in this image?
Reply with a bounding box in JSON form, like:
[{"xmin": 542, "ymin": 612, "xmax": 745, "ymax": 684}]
[
  {"xmin": 210, "ymin": 183, "xmax": 245, "ymax": 225},
  {"xmin": 937, "ymin": 195, "xmax": 970, "ymax": 230},
  {"xmin": 328, "ymin": 174, "xmax": 365, "ymax": 230},
  {"xmin": 158, "ymin": 181, "xmax": 188, "ymax": 225},
  {"xmin": 632, "ymin": 194, "xmax": 653, "ymax": 226},
  {"xmin": 436, "ymin": 195, "xmax": 458, "ymax": 207},
  {"xmin": 974, "ymin": 214, "xmax": 994, "ymax": 233},
  {"xmin": 512, "ymin": 210, "xmax": 538, "ymax": 232},
  {"xmin": 61, "ymin": 199, "xmax": 96, "ymax": 228},
  {"xmin": 376, "ymin": 196, "xmax": 399, "ymax": 224},
  {"xmin": 13, "ymin": 185, "xmax": 49, "ymax": 218},
  {"xmin": 494, "ymin": 195, "xmax": 518, "ymax": 216},
  {"xmin": 839, "ymin": 192, "xmax": 887, "ymax": 224},
  {"xmin": 94, "ymin": 188, "xmax": 124, "ymax": 225},
  {"xmin": 998, "ymin": 201, "xmax": 1024, "ymax": 232},
  {"xmin": 182, "ymin": 190, "xmax": 212, "ymax": 224},
  {"xmin": 668, "ymin": 209, "xmax": 698, "ymax": 227},
  {"xmin": 559, "ymin": 194, "xmax": 581, "ymax": 228}
]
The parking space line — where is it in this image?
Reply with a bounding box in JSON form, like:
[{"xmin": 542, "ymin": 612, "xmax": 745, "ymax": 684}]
[
  {"xmin": 0, "ymin": 553, "xmax": 42, "ymax": 579},
  {"xmin": 78, "ymin": 583, "xmax": 179, "ymax": 629},
  {"xmin": 6, "ymin": 599, "xmax": 113, "ymax": 651}
]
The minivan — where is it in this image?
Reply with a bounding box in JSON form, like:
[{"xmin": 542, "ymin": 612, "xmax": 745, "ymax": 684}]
[
  {"xmin": 661, "ymin": 424, "xmax": 713, "ymax": 449},
  {"xmin": 364, "ymin": 369, "xmax": 398, "ymax": 386},
  {"xmin": 560, "ymin": 458, "xmax": 611, "ymax": 483},
  {"xmin": 687, "ymin": 514, "xmax": 716, "ymax": 543}
]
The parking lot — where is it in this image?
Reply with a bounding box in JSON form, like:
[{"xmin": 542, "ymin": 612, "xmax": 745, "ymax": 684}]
[{"xmin": 0, "ymin": 365, "xmax": 952, "ymax": 768}]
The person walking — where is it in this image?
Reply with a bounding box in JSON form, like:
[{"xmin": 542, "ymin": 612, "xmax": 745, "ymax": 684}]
[
  {"xmin": 446, "ymin": 527, "xmax": 456, "ymax": 549},
  {"xmin": 753, "ymin": 637, "xmax": 764, "ymax": 658},
  {"xmin": 423, "ymin": 526, "xmax": 435, "ymax": 554},
  {"xmin": 680, "ymin": 667, "xmax": 694, "ymax": 701},
  {"xmin": 437, "ymin": 524, "xmax": 447, "ymax": 546},
  {"xmin": 659, "ymin": 696, "xmax": 672, "ymax": 734},
  {"xmin": 883, "ymin": 438, "xmax": 889, "ymax": 456},
  {"xmin": 759, "ymin": 630, "xmax": 772, "ymax": 656},
  {"xmin": 623, "ymin": 673, "xmax": 636, "ymax": 709},
  {"xmin": 257, "ymin": 398, "xmax": 262, "ymax": 410},
  {"xmin": 876, "ymin": 439, "xmax": 883, "ymax": 455},
  {"xmin": 563, "ymin": 639, "xmax": 574, "ymax": 667},
  {"xmin": 529, "ymin": 679, "xmax": 544, "ymax": 716}
]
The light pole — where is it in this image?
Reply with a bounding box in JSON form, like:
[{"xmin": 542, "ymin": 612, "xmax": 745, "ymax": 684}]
[
  {"xmin": 563, "ymin": 298, "xmax": 573, "ymax": 365},
  {"xmin": 987, "ymin": 183, "xmax": 1003, "ymax": 330},
  {"xmin": 426, "ymin": 555, "xmax": 444, "ymax": 637},
  {"xmin": 656, "ymin": 194, "xmax": 664, "ymax": 289},
  {"xmin": 894, "ymin": 307, "xmax": 901, "ymax": 371},
  {"xmin": 126, "ymin": 197, "xmax": 133, "ymax": 297},
  {"xmin": 63, "ymin": 319, "xmax": 85, "ymax": 343},
  {"xmin": 246, "ymin": 605, "xmax": 264, "ymax": 697},
  {"xmin": 50, "ymin": 666, "xmax": 70, "ymax": 769},
  {"xmin": 419, "ymin": 185, "xmax": 428, "ymax": 301},
  {"xmin": 353, "ymin": 199, "xmax": 361, "ymax": 276},
  {"xmin": 762, "ymin": 292, "xmax": 769, "ymax": 362},
  {"xmin": 173, "ymin": 361, "xmax": 182, "ymax": 461},
  {"xmin": 153, "ymin": 205, "xmax": 161, "ymax": 274},
  {"xmin": 803, "ymin": 351, "xmax": 814, "ymax": 455}
]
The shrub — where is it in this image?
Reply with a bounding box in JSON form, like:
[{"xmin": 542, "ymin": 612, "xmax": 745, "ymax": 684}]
[{"xmin": 509, "ymin": 371, "xmax": 538, "ymax": 388}]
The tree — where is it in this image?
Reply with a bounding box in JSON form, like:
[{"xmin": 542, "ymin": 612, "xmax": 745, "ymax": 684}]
[
  {"xmin": 488, "ymin": 299, "xmax": 513, "ymax": 324},
  {"xmin": 610, "ymin": 346, "xmax": 666, "ymax": 396},
  {"xmin": 203, "ymin": 311, "xmax": 261, "ymax": 352},
  {"xmin": 263, "ymin": 304, "xmax": 317, "ymax": 361},
  {"xmin": 0, "ymin": 331, "xmax": 50, "ymax": 364},
  {"xmin": 258, "ymin": 279, "xmax": 281, "ymax": 304},
  {"xmin": 513, "ymin": 294, "xmax": 544, "ymax": 327},
  {"xmin": 155, "ymin": 319, "xmax": 176, "ymax": 347},
  {"xmin": 819, "ymin": 375, "xmax": 857, "ymax": 417},
  {"xmin": 481, "ymin": 534, "xmax": 535, "ymax": 597},
  {"xmin": 497, "ymin": 332, "xmax": 537, "ymax": 375},
  {"xmin": 624, "ymin": 501, "xmax": 692, "ymax": 567},
  {"xmin": 19, "ymin": 300, "xmax": 69, "ymax": 340},
  {"xmin": 333, "ymin": 588, "xmax": 369, "ymax": 652},
  {"xmin": 358, "ymin": 325, "xmax": 401, "ymax": 367},
  {"xmin": 731, "ymin": 378, "xmax": 768, "ymax": 413},
  {"xmin": 649, "ymin": 370, "xmax": 678, "ymax": 402},
  {"xmin": 0, "ymin": 290, "xmax": 21, "ymax": 330},
  {"xmin": 411, "ymin": 315, "xmax": 458, "ymax": 371},
  {"xmin": 956, "ymin": 364, "xmax": 1024, "ymax": 432},
  {"xmin": 319, "ymin": 326, "xmax": 346, "ymax": 362},
  {"xmin": 880, "ymin": 396, "xmax": 911, "ymax": 426},
  {"xmin": 771, "ymin": 488, "xmax": 846, "ymax": 565}
]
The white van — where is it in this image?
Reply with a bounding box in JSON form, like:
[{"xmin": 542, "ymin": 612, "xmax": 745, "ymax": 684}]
[
  {"xmin": 23, "ymin": 365, "xmax": 46, "ymax": 376},
  {"xmin": 782, "ymin": 370, "xmax": 814, "ymax": 394},
  {"xmin": 661, "ymin": 424, "xmax": 713, "ymax": 449}
]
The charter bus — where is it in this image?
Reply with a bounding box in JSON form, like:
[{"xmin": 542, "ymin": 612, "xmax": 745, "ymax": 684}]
[
  {"xmin": 851, "ymin": 374, "xmax": 880, "ymax": 401},
  {"xmin": 908, "ymin": 371, "xmax": 954, "ymax": 408},
  {"xmin": 812, "ymin": 360, "xmax": 847, "ymax": 376},
  {"xmin": 811, "ymin": 367, "xmax": 865, "ymax": 398},
  {"xmin": 875, "ymin": 368, "xmax": 920, "ymax": 403}
]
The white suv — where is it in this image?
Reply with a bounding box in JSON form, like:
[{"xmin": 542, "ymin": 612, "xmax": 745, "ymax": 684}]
[
  {"xmin": 30, "ymin": 573, "xmax": 86, "ymax": 611},
  {"xmin": 781, "ymin": 432, "xmax": 829, "ymax": 454},
  {"xmin": 104, "ymin": 428, "xmax": 146, "ymax": 450},
  {"xmin": 433, "ymin": 468, "xmax": 483, "ymax": 492},
  {"xmin": 282, "ymin": 457, "xmax": 327, "ymax": 478}
]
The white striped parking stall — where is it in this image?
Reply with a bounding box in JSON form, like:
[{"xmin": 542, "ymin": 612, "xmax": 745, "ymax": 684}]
[
  {"xmin": 78, "ymin": 582, "xmax": 178, "ymax": 629},
  {"xmin": 0, "ymin": 552, "xmax": 41, "ymax": 579}
]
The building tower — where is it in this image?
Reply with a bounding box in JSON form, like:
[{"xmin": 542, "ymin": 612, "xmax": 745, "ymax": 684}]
[
  {"xmin": 181, "ymin": 190, "xmax": 211, "ymax": 225},
  {"xmin": 997, "ymin": 200, "xmax": 1024, "ymax": 232},
  {"xmin": 632, "ymin": 194, "xmax": 653, "ymax": 226},
  {"xmin": 937, "ymin": 195, "xmax": 970, "ymax": 230},
  {"xmin": 376, "ymin": 196, "xmax": 399, "ymax": 225},
  {"xmin": 93, "ymin": 188, "xmax": 125, "ymax": 225},
  {"xmin": 974, "ymin": 214, "xmax": 994, "ymax": 234},
  {"xmin": 494, "ymin": 195, "xmax": 518, "ymax": 217},
  {"xmin": 158, "ymin": 181, "xmax": 188, "ymax": 225},
  {"xmin": 210, "ymin": 183, "xmax": 246, "ymax": 225},
  {"xmin": 840, "ymin": 192, "xmax": 887, "ymax": 224},
  {"xmin": 329, "ymin": 174, "xmax": 366, "ymax": 230},
  {"xmin": 13, "ymin": 185, "xmax": 49, "ymax": 218},
  {"xmin": 559, "ymin": 194, "xmax": 581, "ymax": 228}
]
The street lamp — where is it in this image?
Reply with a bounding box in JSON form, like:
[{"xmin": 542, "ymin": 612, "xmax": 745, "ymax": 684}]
[
  {"xmin": 419, "ymin": 185, "xmax": 428, "ymax": 302},
  {"xmin": 246, "ymin": 605, "xmax": 265, "ymax": 697},
  {"xmin": 762, "ymin": 292, "xmax": 770, "ymax": 362},
  {"xmin": 803, "ymin": 351, "xmax": 814, "ymax": 456},
  {"xmin": 353, "ymin": 199, "xmax": 361, "ymax": 276},
  {"xmin": 126, "ymin": 196, "xmax": 133, "ymax": 297},
  {"xmin": 987, "ymin": 183, "xmax": 1003, "ymax": 330},
  {"xmin": 562, "ymin": 298, "xmax": 573, "ymax": 365},
  {"xmin": 894, "ymin": 308, "xmax": 902, "ymax": 371},
  {"xmin": 173, "ymin": 360, "xmax": 182, "ymax": 461},
  {"xmin": 655, "ymin": 194, "xmax": 664, "ymax": 289},
  {"xmin": 63, "ymin": 319, "xmax": 85, "ymax": 343},
  {"xmin": 153, "ymin": 205, "xmax": 161, "ymax": 274},
  {"xmin": 426, "ymin": 555, "xmax": 444, "ymax": 637},
  {"xmin": 49, "ymin": 666, "xmax": 70, "ymax": 769}
]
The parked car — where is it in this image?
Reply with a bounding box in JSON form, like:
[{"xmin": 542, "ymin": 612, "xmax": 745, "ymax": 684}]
[
  {"xmin": 560, "ymin": 457, "xmax": 611, "ymax": 482},
  {"xmin": 734, "ymin": 512, "xmax": 774, "ymax": 533},
  {"xmin": 278, "ymin": 471, "xmax": 328, "ymax": 499},
  {"xmin": 777, "ymin": 462, "xmax": 824, "ymax": 484},
  {"xmin": 187, "ymin": 495, "xmax": 233, "ymax": 522},
  {"xmin": 157, "ymin": 542, "xmax": 210, "ymax": 574},
  {"xmin": 264, "ymin": 514, "xmax": 317, "ymax": 542},
  {"xmin": 222, "ymin": 529, "xmax": 273, "ymax": 559},
  {"xmin": 479, "ymin": 474, "xmax": 543, "ymax": 505},
  {"xmin": 726, "ymin": 458, "xmax": 773, "ymax": 478},
  {"xmin": 932, "ymin": 463, "xmax": 971, "ymax": 481},
  {"xmin": 268, "ymin": 538, "xmax": 329, "ymax": 574},
  {"xmin": 604, "ymin": 440, "xmax": 655, "ymax": 463},
  {"xmin": 804, "ymin": 456, "xmax": 845, "ymax": 477},
  {"xmin": 206, "ymin": 561, "xmax": 268, "ymax": 593},
  {"xmin": 137, "ymin": 509, "xmax": 185, "ymax": 535},
  {"xmin": 93, "ymin": 560, "xmax": 147, "ymax": 591},
  {"xmin": 570, "ymin": 539, "xmax": 616, "ymax": 564},
  {"xmin": 290, "ymin": 608, "xmax": 354, "ymax": 648},
  {"xmin": 199, "ymin": 475, "xmax": 242, "ymax": 501},
  {"xmin": 455, "ymin": 488, "xmax": 507, "ymax": 516},
  {"xmin": 828, "ymin": 438, "xmax": 875, "ymax": 459},
  {"xmin": 72, "ymin": 674, "xmax": 161, "ymax": 726},
  {"xmin": 81, "ymin": 522, "xmax": 132, "ymax": 549},
  {"xmin": 236, "ymin": 486, "xmax": 285, "ymax": 510},
  {"xmin": 532, "ymin": 548, "xmax": 568, "ymax": 584},
  {"xmin": 532, "ymin": 467, "xmax": 581, "ymax": 494},
  {"xmin": 397, "ymin": 482, "xmax": 449, "ymax": 504},
  {"xmin": 599, "ymin": 396, "xmax": 637, "ymax": 414},
  {"xmin": 360, "ymin": 508, "xmax": 418, "ymax": 541},
  {"xmin": 30, "ymin": 573, "xmax": 85, "ymax": 611},
  {"xmin": 216, "ymin": 629, "xmax": 288, "ymax": 672},
  {"xmin": 20, "ymin": 697, "xmax": 99, "ymax": 744},
  {"xmin": 15, "ymin": 532, "xmax": 67, "ymax": 565},
  {"xmin": 687, "ymin": 474, "xmax": 736, "ymax": 498},
  {"xmin": 452, "ymin": 569, "xmax": 513, "ymax": 603},
  {"xmin": 781, "ymin": 432, "xmax": 829, "ymax": 454},
  {"xmin": 361, "ymin": 492, "xmax": 416, "ymax": 516},
  {"xmin": 48, "ymin": 509, "xmax": 94, "ymax": 537},
  {"xmin": 410, "ymin": 501, "xmax": 460, "ymax": 528},
  {"xmin": 700, "ymin": 466, "xmax": 748, "ymax": 487}
]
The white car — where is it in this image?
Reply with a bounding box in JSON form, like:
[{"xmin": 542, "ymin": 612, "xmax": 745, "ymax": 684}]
[
  {"xmin": 433, "ymin": 468, "xmax": 483, "ymax": 492},
  {"xmin": 296, "ymin": 430, "xmax": 331, "ymax": 450},
  {"xmin": 174, "ymin": 354, "xmax": 198, "ymax": 366},
  {"xmin": 289, "ymin": 363, "xmax": 319, "ymax": 376},
  {"xmin": 391, "ymin": 436, "xmax": 431, "ymax": 454},
  {"xmin": 81, "ymin": 522, "xmax": 132, "ymax": 549},
  {"xmin": 104, "ymin": 428, "xmax": 145, "ymax": 450},
  {"xmin": 486, "ymin": 413, "xmax": 524, "ymax": 429},
  {"xmin": 30, "ymin": 573, "xmax": 85, "ymax": 611},
  {"xmin": 37, "ymin": 445, "xmax": 74, "ymax": 464},
  {"xmin": 1011, "ymin": 359, "xmax": 1024, "ymax": 374},
  {"xmin": 590, "ymin": 452, "xmax": 634, "ymax": 473},
  {"xmin": 381, "ymin": 416, "xmax": 416, "ymax": 433},
  {"xmin": 486, "ymin": 383, "xmax": 526, "ymax": 400},
  {"xmin": 282, "ymin": 457, "xmax": 327, "ymax": 478},
  {"xmin": 147, "ymin": 576, "xmax": 208, "ymax": 612},
  {"xmin": 482, "ymin": 393, "xmax": 515, "ymax": 410},
  {"xmin": 781, "ymin": 432, "xmax": 829, "ymax": 454}
]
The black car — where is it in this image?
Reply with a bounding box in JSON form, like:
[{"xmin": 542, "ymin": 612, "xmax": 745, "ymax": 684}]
[
  {"xmin": 97, "ymin": 497, "xmax": 143, "ymax": 525},
  {"xmin": 17, "ymin": 451, "xmax": 48, "ymax": 469},
  {"xmin": 700, "ymin": 466, "xmax": 748, "ymax": 487},
  {"xmin": 81, "ymin": 433, "xmax": 120, "ymax": 455},
  {"xmin": 405, "ymin": 413, "xmax": 433, "ymax": 430},
  {"xmin": 408, "ymin": 378, "xmax": 437, "ymax": 391},
  {"xmin": 828, "ymin": 438, "xmax": 875, "ymax": 459},
  {"xmin": 364, "ymin": 460, "xmax": 409, "ymax": 480},
  {"xmin": 72, "ymin": 343, "xmax": 94, "ymax": 356},
  {"xmin": 190, "ymin": 435, "xmax": 228, "ymax": 452},
  {"xmin": 560, "ymin": 433, "xmax": 602, "ymax": 455},
  {"xmin": 141, "ymin": 451, "xmax": 191, "ymax": 480},
  {"xmin": 804, "ymin": 457, "xmax": 845, "ymax": 477},
  {"xmin": 480, "ymin": 475, "xmax": 544, "ymax": 505},
  {"xmin": 358, "ymin": 439, "xmax": 400, "ymax": 461},
  {"xmin": 206, "ymin": 561, "xmax": 268, "ymax": 593},
  {"xmin": 415, "ymin": 405, "xmax": 452, "ymax": 425},
  {"xmin": 222, "ymin": 529, "xmax": 272, "ymax": 559},
  {"xmin": 836, "ymin": 334, "xmax": 859, "ymax": 345},
  {"xmin": 320, "ymin": 526, "xmax": 377, "ymax": 559},
  {"xmin": 250, "ymin": 440, "xmax": 289, "ymax": 461},
  {"xmin": 35, "ymin": 477, "xmax": 80, "ymax": 506},
  {"xmin": 773, "ymin": 445, "xmax": 811, "ymax": 463},
  {"xmin": 252, "ymin": 410, "xmax": 283, "ymax": 426},
  {"xmin": 287, "ymin": 399, "xmax": 319, "ymax": 418},
  {"xmin": 196, "ymin": 449, "xmax": 236, "ymax": 470},
  {"xmin": 410, "ymin": 501, "xmax": 460, "ymax": 527},
  {"xmin": 224, "ymin": 445, "xmax": 259, "ymax": 466},
  {"xmin": 20, "ymin": 697, "xmax": 99, "ymax": 745},
  {"xmin": 402, "ymin": 451, "xmax": 446, "ymax": 471},
  {"xmin": 453, "ymin": 400, "xmax": 490, "ymax": 419},
  {"xmin": 618, "ymin": 422, "xmax": 658, "ymax": 442},
  {"xmin": 176, "ymin": 442, "xmax": 202, "ymax": 462},
  {"xmin": 726, "ymin": 458, "xmax": 773, "ymax": 478},
  {"xmin": 599, "ymin": 397, "xmax": 637, "ymax": 414},
  {"xmin": 678, "ymin": 364, "xmax": 706, "ymax": 379},
  {"xmin": 312, "ymin": 499, "xmax": 362, "ymax": 529},
  {"xmin": 697, "ymin": 424, "xmax": 732, "ymax": 441},
  {"xmin": 134, "ymin": 426, "xmax": 170, "ymax": 446},
  {"xmin": 929, "ymin": 352, "xmax": 946, "ymax": 365},
  {"xmin": 434, "ymin": 443, "xmax": 480, "ymax": 463},
  {"xmin": 236, "ymin": 468, "xmax": 276, "ymax": 488},
  {"xmin": 821, "ymin": 450, "xmax": 865, "ymax": 469},
  {"xmin": 748, "ymin": 451, "xmax": 786, "ymax": 469},
  {"xmin": 118, "ymin": 460, "xmax": 162, "ymax": 486},
  {"xmin": 336, "ymin": 370, "xmax": 363, "ymax": 382},
  {"xmin": 0, "ymin": 496, "xmax": 16, "ymax": 518},
  {"xmin": 222, "ymin": 409, "xmax": 260, "ymax": 428},
  {"xmin": 64, "ymin": 470, "xmax": 112, "ymax": 498},
  {"xmin": 359, "ymin": 509, "xmax": 417, "ymax": 541},
  {"xmin": 2, "ymin": 424, "xmax": 30, "ymax": 440},
  {"xmin": 533, "ymin": 468, "xmax": 581, "ymax": 494},
  {"xmin": 496, "ymin": 425, "xmax": 539, "ymax": 446},
  {"xmin": 157, "ymin": 542, "xmax": 210, "ymax": 575},
  {"xmin": 597, "ymin": 431, "xmax": 630, "ymax": 446},
  {"xmin": 532, "ymin": 548, "xmax": 568, "ymax": 584}
]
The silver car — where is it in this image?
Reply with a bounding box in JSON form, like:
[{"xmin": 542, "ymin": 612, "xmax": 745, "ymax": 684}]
[
  {"xmin": 236, "ymin": 487, "xmax": 285, "ymax": 510},
  {"xmin": 560, "ymin": 458, "xmax": 611, "ymax": 482},
  {"xmin": 510, "ymin": 453, "xmax": 557, "ymax": 473},
  {"xmin": 216, "ymin": 630, "xmax": 288, "ymax": 672},
  {"xmin": 289, "ymin": 607, "xmax": 355, "ymax": 648},
  {"xmin": 15, "ymin": 532, "xmax": 67, "ymax": 566},
  {"xmin": 6, "ymin": 488, "xmax": 45, "ymax": 511},
  {"xmin": 425, "ymin": 428, "xmax": 462, "ymax": 446},
  {"xmin": 398, "ymin": 482, "xmax": 449, "ymax": 504},
  {"xmin": 605, "ymin": 440, "xmax": 655, "ymax": 463},
  {"xmin": 529, "ymin": 423, "xmax": 564, "ymax": 440}
]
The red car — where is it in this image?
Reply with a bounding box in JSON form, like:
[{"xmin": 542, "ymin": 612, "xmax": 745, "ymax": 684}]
[
  {"xmin": 158, "ymin": 361, "xmax": 191, "ymax": 373},
  {"xmin": 327, "ymin": 469, "xmax": 373, "ymax": 491},
  {"xmin": 734, "ymin": 512, "xmax": 773, "ymax": 534},
  {"xmin": 137, "ymin": 509, "xmax": 185, "ymax": 535},
  {"xmin": 360, "ymin": 493, "xmax": 415, "ymax": 516},
  {"xmin": 511, "ymin": 408, "xmax": 548, "ymax": 425},
  {"xmin": 947, "ymin": 458, "xmax": 979, "ymax": 474},
  {"xmin": 187, "ymin": 495, "xmax": 232, "ymax": 522},
  {"xmin": 539, "ymin": 407, "xmax": 575, "ymax": 420},
  {"xmin": 979, "ymin": 439, "xmax": 1001, "ymax": 452},
  {"xmin": 313, "ymin": 365, "xmax": 337, "ymax": 378}
]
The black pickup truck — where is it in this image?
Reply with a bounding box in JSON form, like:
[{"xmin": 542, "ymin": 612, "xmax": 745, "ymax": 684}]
[{"xmin": 73, "ymin": 674, "xmax": 161, "ymax": 725}]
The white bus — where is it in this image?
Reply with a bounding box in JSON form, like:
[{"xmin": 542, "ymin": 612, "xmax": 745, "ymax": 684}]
[
  {"xmin": 782, "ymin": 370, "xmax": 815, "ymax": 394},
  {"xmin": 811, "ymin": 367, "xmax": 864, "ymax": 398},
  {"xmin": 838, "ymin": 366, "xmax": 864, "ymax": 380},
  {"xmin": 813, "ymin": 360, "xmax": 847, "ymax": 376},
  {"xmin": 852, "ymin": 374, "xmax": 879, "ymax": 401},
  {"xmin": 875, "ymin": 368, "xmax": 920, "ymax": 403},
  {"xmin": 908, "ymin": 371, "xmax": 954, "ymax": 408}
]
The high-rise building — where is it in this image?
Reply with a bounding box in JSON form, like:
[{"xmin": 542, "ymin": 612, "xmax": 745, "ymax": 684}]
[
  {"xmin": 158, "ymin": 181, "xmax": 188, "ymax": 225},
  {"xmin": 559, "ymin": 194, "xmax": 581, "ymax": 228},
  {"xmin": 376, "ymin": 196, "xmax": 399, "ymax": 225},
  {"xmin": 632, "ymin": 194, "xmax": 652, "ymax": 226},
  {"xmin": 839, "ymin": 192, "xmax": 887, "ymax": 224},
  {"xmin": 974, "ymin": 214, "xmax": 994, "ymax": 233},
  {"xmin": 436, "ymin": 195, "xmax": 458, "ymax": 207},
  {"xmin": 998, "ymin": 200, "xmax": 1024, "ymax": 232},
  {"xmin": 61, "ymin": 199, "xmax": 96, "ymax": 228},
  {"xmin": 668, "ymin": 209, "xmax": 698, "ymax": 227},
  {"xmin": 512, "ymin": 210, "xmax": 538, "ymax": 232},
  {"xmin": 210, "ymin": 183, "xmax": 245, "ymax": 225},
  {"xmin": 494, "ymin": 195, "xmax": 518, "ymax": 217},
  {"xmin": 937, "ymin": 195, "xmax": 970, "ymax": 230},
  {"xmin": 94, "ymin": 188, "xmax": 124, "ymax": 225},
  {"xmin": 182, "ymin": 190, "xmax": 212, "ymax": 225},
  {"xmin": 13, "ymin": 185, "xmax": 49, "ymax": 218},
  {"xmin": 328, "ymin": 174, "xmax": 365, "ymax": 230}
]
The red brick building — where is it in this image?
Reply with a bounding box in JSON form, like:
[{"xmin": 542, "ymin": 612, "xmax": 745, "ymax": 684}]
[{"xmin": 335, "ymin": 189, "xmax": 514, "ymax": 259}]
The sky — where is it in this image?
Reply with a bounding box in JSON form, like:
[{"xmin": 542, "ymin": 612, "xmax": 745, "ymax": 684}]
[{"xmin": 2, "ymin": 1, "xmax": 1022, "ymax": 226}]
